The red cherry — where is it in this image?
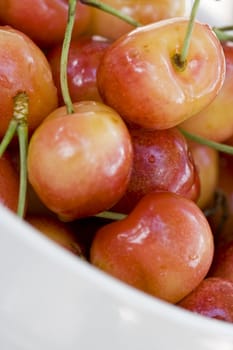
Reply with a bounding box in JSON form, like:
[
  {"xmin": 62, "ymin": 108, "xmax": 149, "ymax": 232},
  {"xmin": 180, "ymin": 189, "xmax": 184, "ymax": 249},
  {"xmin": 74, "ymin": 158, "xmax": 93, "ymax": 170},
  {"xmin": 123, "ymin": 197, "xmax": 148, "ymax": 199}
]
[
  {"xmin": 91, "ymin": 191, "xmax": 214, "ymax": 304},
  {"xmin": 27, "ymin": 101, "xmax": 133, "ymax": 221},
  {"xmin": 97, "ymin": 18, "xmax": 225, "ymax": 130},
  {"xmin": 112, "ymin": 126, "xmax": 200, "ymax": 214},
  {"xmin": 0, "ymin": 0, "xmax": 91, "ymax": 48},
  {"xmin": 0, "ymin": 25, "xmax": 58, "ymax": 138},
  {"xmin": 47, "ymin": 35, "xmax": 111, "ymax": 105},
  {"xmin": 178, "ymin": 277, "xmax": 233, "ymax": 323}
]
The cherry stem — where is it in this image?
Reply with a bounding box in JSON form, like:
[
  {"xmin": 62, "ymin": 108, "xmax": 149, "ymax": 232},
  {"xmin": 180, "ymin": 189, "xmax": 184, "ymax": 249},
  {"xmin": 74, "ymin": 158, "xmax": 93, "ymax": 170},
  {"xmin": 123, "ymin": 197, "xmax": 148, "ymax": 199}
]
[
  {"xmin": 95, "ymin": 210, "xmax": 127, "ymax": 221},
  {"xmin": 17, "ymin": 123, "xmax": 28, "ymax": 218},
  {"xmin": 79, "ymin": 0, "xmax": 142, "ymax": 27},
  {"xmin": 216, "ymin": 25, "xmax": 233, "ymax": 32},
  {"xmin": 60, "ymin": 0, "xmax": 77, "ymax": 114},
  {"xmin": 0, "ymin": 92, "xmax": 29, "ymax": 218},
  {"xmin": 179, "ymin": 128, "xmax": 233, "ymax": 155},
  {"xmin": 13, "ymin": 92, "xmax": 29, "ymax": 218},
  {"xmin": 0, "ymin": 119, "xmax": 18, "ymax": 157},
  {"xmin": 172, "ymin": 0, "xmax": 200, "ymax": 71},
  {"xmin": 213, "ymin": 27, "xmax": 233, "ymax": 42},
  {"xmin": 79, "ymin": 0, "xmax": 233, "ymax": 44}
]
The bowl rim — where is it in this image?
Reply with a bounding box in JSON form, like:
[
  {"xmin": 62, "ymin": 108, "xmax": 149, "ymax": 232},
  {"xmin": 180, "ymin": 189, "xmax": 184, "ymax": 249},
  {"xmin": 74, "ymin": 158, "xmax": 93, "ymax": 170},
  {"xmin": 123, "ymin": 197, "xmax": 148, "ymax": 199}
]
[{"xmin": 1, "ymin": 203, "xmax": 233, "ymax": 337}]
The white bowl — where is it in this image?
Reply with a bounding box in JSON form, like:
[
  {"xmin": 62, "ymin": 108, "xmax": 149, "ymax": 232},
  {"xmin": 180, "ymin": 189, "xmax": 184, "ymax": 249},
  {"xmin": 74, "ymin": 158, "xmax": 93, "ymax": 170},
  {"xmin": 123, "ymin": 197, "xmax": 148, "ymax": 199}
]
[
  {"xmin": 1, "ymin": 1, "xmax": 233, "ymax": 349},
  {"xmin": 1, "ymin": 203, "xmax": 233, "ymax": 350},
  {"xmin": 196, "ymin": 0, "xmax": 233, "ymax": 27}
]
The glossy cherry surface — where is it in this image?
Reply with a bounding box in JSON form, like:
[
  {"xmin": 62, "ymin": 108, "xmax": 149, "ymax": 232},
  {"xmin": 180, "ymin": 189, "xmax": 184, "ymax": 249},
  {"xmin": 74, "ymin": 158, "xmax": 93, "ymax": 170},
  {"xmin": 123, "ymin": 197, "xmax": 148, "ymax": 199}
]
[
  {"xmin": 97, "ymin": 18, "xmax": 226, "ymax": 130},
  {"xmin": 112, "ymin": 126, "xmax": 200, "ymax": 214},
  {"xmin": 91, "ymin": 191, "xmax": 214, "ymax": 304},
  {"xmin": 27, "ymin": 101, "xmax": 133, "ymax": 221}
]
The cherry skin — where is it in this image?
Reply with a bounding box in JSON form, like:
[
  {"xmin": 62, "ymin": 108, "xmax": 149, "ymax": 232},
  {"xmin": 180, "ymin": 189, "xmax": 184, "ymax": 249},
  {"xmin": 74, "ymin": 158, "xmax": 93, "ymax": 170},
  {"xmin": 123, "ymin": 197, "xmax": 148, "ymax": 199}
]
[
  {"xmin": 26, "ymin": 214, "xmax": 86, "ymax": 258},
  {"xmin": 0, "ymin": 26, "xmax": 58, "ymax": 138},
  {"xmin": 112, "ymin": 126, "xmax": 200, "ymax": 214},
  {"xmin": 208, "ymin": 240, "xmax": 233, "ymax": 283},
  {"xmin": 97, "ymin": 18, "xmax": 225, "ymax": 130},
  {"xmin": 90, "ymin": 191, "xmax": 214, "ymax": 304},
  {"xmin": 178, "ymin": 277, "xmax": 233, "ymax": 323},
  {"xmin": 225, "ymin": 133, "xmax": 233, "ymax": 148},
  {"xmin": 47, "ymin": 35, "xmax": 111, "ymax": 106},
  {"xmin": 180, "ymin": 41, "xmax": 233, "ymax": 142},
  {"xmin": 27, "ymin": 101, "xmax": 133, "ymax": 221},
  {"xmin": 0, "ymin": 0, "xmax": 91, "ymax": 48},
  {"xmin": 88, "ymin": 0, "xmax": 186, "ymax": 40},
  {"xmin": 26, "ymin": 182, "xmax": 56, "ymax": 217},
  {"xmin": 0, "ymin": 151, "xmax": 19, "ymax": 213},
  {"xmin": 187, "ymin": 140, "xmax": 219, "ymax": 210}
]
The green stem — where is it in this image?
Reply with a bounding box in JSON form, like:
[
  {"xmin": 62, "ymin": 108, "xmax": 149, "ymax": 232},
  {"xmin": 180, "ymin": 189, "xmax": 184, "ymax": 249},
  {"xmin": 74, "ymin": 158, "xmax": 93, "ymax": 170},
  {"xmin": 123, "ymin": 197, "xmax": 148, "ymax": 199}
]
[
  {"xmin": 216, "ymin": 25, "xmax": 233, "ymax": 32},
  {"xmin": 12, "ymin": 92, "xmax": 29, "ymax": 218},
  {"xmin": 60, "ymin": 0, "xmax": 77, "ymax": 114},
  {"xmin": 0, "ymin": 91, "xmax": 29, "ymax": 158},
  {"xmin": 213, "ymin": 27, "xmax": 233, "ymax": 42},
  {"xmin": 0, "ymin": 92, "xmax": 30, "ymax": 218},
  {"xmin": 180, "ymin": 128, "xmax": 233, "ymax": 155},
  {"xmin": 17, "ymin": 123, "xmax": 28, "ymax": 218},
  {"xmin": 80, "ymin": 0, "xmax": 142, "ymax": 27},
  {"xmin": 0, "ymin": 119, "xmax": 18, "ymax": 157},
  {"xmin": 179, "ymin": 0, "xmax": 200, "ymax": 63},
  {"xmin": 95, "ymin": 210, "xmax": 127, "ymax": 221},
  {"xmin": 172, "ymin": 0, "xmax": 200, "ymax": 71}
]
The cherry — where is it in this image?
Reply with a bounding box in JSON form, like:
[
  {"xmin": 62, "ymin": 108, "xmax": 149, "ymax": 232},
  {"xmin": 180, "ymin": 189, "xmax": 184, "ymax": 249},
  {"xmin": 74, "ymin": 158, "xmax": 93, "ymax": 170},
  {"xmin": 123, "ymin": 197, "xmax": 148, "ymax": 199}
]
[
  {"xmin": 47, "ymin": 35, "xmax": 111, "ymax": 105},
  {"xmin": 0, "ymin": 26, "xmax": 58, "ymax": 138},
  {"xmin": 112, "ymin": 126, "xmax": 200, "ymax": 214},
  {"xmin": 0, "ymin": 0, "xmax": 91, "ymax": 48},
  {"xmin": 97, "ymin": 17, "xmax": 225, "ymax": 130},
  {"xmin": 181, "ymin": 41, "xmax": 233, "ymax": 142},
  {"xmin": 27, "ymin": 101, "xmax": 133, "ymax": 221},
  {"xmin": 0, "ymin": 25, "xmax": 58, "ymax": 216},
  {"xmin": 187, "ymin": 140, "xmax": 219, "ymax": 210},
  {"xmin": 91, "ymin": 191, "xmax": 214, "ymax": 304},
  {"xmin": 178, "ymin": 277, "xmax": 233, "ymax": 323},
  {"xmin": 84, "ymin": 0, "xmax": 186, "ymax": 40}
]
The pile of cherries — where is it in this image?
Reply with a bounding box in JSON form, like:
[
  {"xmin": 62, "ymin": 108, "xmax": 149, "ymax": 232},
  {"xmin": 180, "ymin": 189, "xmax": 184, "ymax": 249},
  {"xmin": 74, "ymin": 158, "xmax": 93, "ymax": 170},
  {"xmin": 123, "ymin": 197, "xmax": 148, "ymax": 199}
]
[{"xmin": 1, "ymin": 0, "xmax": 233, "ymax": 323}]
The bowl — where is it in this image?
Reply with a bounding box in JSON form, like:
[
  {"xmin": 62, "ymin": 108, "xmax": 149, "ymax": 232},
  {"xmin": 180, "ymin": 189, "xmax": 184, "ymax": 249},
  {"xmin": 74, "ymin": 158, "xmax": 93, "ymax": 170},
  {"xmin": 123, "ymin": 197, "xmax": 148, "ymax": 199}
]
[
  {"xmin": 1, "ymin": 1, "xmax": 233, "ymax": 349},
  {"xmin": 1, "ymin": 204, "xmax": 233, "ymax": 350},
  {"xmin": 196, "ymin": 0, "xmax": 233, "ymax": 27}
]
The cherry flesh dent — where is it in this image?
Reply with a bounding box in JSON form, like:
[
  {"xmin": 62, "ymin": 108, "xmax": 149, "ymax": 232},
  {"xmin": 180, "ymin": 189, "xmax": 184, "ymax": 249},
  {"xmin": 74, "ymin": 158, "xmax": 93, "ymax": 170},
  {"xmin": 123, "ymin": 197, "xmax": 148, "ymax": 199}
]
[
  {"xmin": 112, "ymin": 126, "xmax": 200, "ymax": 214},
  {"xmin": 90, "ymin": 191, "xmax": 214, "ymax": 304},
  {"xmin": 97, "ymin": 18, "xmax": 226, "ymax": 130},
  {"xmin": 88, "ymin": 0, "xmax": 186, "ymax": 40},
  {"xmin": 0, "ymin": 26, "xmax": 58, "ymax": 138},
  {"xmin": 0, "ymin": 0, "xmax": 91, "ymax": 48},
  {"xmin": 47, "ymin": 35, "xmax": 112, "ymax": 106},
  {"xmin": 27, "ymin": 101, "xmax": 133, "ymax": 222},
  {"xmin": 177, "ymin": 277, "xmax": 233, "ymax": 323},
  {"xmin": 181, "ymin": 41, "xmax": 233, "ymax": 142}
]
